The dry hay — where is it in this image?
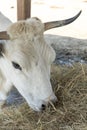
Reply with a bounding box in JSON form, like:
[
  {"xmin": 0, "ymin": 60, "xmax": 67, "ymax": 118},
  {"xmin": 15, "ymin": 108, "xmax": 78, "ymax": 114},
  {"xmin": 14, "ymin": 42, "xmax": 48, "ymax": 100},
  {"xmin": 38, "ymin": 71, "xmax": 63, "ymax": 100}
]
[{"xmin": 0, "ymin": 63, "xmax": 87, "ymax": 130}]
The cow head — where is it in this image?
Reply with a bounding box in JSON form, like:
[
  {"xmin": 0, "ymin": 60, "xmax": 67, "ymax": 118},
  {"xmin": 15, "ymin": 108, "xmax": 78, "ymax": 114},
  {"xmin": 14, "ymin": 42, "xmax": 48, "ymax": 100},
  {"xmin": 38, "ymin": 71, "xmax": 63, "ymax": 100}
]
[{"xmin": 0, "ymin": 11, "xmax": 81, "ymax": 111}]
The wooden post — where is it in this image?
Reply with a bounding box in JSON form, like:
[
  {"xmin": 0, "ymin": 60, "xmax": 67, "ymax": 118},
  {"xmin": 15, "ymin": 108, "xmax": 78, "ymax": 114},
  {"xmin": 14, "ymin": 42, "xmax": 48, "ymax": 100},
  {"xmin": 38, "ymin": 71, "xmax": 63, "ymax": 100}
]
[{"xmin": 17, "ymin": 0, "xmax": 31, "ymax": 20}]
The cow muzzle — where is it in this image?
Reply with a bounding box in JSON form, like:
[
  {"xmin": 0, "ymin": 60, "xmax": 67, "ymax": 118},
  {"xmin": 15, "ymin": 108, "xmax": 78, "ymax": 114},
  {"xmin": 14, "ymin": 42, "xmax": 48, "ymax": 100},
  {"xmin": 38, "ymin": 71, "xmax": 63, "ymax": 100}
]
[{"xmin": 41, "ymin": 95, "xmax": 58, "ymax": 111}]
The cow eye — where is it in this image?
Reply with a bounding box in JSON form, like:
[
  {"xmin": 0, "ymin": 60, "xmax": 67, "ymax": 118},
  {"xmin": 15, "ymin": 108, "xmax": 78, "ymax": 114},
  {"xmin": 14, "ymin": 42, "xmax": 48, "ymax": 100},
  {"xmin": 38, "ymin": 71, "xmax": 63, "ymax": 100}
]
[{"xmin": 12, "ymin": 61, "xmax": 22, "ymax": 70}]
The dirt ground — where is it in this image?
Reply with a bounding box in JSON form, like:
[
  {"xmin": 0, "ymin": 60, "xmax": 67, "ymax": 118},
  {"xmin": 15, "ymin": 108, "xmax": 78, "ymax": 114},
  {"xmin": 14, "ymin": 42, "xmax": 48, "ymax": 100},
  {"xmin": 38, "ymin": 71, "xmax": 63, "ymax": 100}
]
[{"xmin": 0, "ymin": 0, "xmax": 87, "ymax": 39}]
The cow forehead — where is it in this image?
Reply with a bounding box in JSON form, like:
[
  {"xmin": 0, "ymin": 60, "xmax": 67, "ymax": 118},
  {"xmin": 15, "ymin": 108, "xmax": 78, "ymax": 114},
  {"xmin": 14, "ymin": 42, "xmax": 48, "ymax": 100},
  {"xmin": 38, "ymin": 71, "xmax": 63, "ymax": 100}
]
[
  {"xmin": 5, "ymin": 39, "xmax": 39, "ymax": 70},
  {"xmin": 7, "ymin": 17, "xmax": 44, "ymax": 40},
  {"xmin": 4, "ymin": 17, "xmax": 54, "ymax": 70},
  {"xmin": 5, "ymin": 32, "xmax": 55, "ymax": 71}
]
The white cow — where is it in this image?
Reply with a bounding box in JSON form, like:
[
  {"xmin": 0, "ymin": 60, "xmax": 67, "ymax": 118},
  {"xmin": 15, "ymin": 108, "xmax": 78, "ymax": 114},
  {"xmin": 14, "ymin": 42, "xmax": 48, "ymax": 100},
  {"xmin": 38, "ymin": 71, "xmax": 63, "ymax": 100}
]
[{"xmin": 0, "ymin": 11, "xmax": 81, "ymax": 111}]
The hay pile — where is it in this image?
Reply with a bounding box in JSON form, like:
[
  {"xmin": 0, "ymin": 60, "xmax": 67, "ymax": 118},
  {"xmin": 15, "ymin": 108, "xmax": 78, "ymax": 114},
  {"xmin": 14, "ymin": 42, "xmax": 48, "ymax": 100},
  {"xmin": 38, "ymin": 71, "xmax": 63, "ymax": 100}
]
[{"xmin": 0, "ymin": 63, "xmax": 87, "ymax": 130}]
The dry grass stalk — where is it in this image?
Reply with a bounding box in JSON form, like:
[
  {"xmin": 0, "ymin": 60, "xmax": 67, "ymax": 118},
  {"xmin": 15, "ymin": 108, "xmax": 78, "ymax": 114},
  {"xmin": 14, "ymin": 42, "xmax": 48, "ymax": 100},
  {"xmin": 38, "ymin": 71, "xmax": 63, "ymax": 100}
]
[{"xmin": 0, "ymin": 63, "xmax": 87, "ymax": 130}]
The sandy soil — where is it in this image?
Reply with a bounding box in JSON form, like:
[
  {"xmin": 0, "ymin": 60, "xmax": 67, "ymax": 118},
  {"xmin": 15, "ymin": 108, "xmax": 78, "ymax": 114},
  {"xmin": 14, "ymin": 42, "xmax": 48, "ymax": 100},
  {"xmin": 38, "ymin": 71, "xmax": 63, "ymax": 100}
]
[{"xmin": 0, "ymin": 0, "xmax": 87, "ymax": 39}]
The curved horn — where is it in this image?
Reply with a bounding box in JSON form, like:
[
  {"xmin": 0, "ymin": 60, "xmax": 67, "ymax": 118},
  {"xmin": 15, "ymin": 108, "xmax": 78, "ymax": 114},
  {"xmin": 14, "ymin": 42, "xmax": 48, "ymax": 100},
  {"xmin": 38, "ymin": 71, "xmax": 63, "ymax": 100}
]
[
  {"xmin": 44, "ymin": 10, "xmax": 82, "ymax": 31},
  {"xmin": 0, "ymin": 31, "xmax": 10, "ymax": 40}
]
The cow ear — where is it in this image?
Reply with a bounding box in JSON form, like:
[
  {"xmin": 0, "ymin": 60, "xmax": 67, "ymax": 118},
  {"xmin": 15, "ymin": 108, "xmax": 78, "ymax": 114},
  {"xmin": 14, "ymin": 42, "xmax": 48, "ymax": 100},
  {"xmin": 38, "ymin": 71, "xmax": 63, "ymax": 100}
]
[{"xmin": 0, "ymin": 44, "xmax": 4, "ymax": 56}]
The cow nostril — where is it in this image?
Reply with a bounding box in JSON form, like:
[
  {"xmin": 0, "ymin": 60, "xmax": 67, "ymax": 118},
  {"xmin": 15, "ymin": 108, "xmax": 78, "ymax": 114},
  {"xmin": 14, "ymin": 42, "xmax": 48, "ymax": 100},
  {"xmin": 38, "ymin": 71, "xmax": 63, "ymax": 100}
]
[{"xmin": 41, "ymin": 104, "xmax": 46, "ymax": 110}]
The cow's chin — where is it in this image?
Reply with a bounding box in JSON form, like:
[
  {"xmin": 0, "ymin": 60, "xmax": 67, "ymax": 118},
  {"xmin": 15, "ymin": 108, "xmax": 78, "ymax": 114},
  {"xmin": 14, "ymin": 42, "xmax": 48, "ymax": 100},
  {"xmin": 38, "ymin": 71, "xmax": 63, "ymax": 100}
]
[
  {"xmin": 24, "ymin": 93, "xmax": 57, "ymax": 111},
  {"xmin": 28, "ymin": 103, "xmax": 44, "ymax": 111},
  {"xmin": 26, "ymin": 98, "xmax": 46, "ymax": 111}
]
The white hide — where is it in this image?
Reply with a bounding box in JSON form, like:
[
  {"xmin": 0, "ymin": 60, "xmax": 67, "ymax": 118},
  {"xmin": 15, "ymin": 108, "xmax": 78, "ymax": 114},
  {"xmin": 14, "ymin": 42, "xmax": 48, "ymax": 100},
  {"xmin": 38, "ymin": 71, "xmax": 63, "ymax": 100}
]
[{"xmin": 0, "ymin": 14, "xmax": 57, "ymax": 111}]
